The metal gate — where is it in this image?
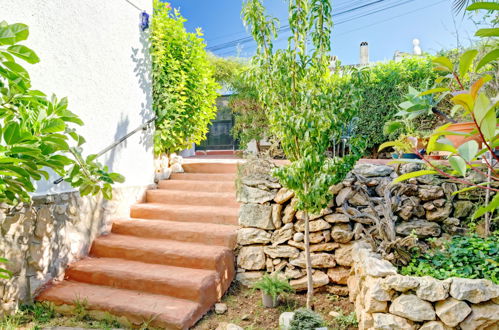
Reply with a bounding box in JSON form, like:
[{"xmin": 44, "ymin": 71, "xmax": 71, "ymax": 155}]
[{"xmin": 197, "ymin": 95, "xmax": 237, "ymax": 151}]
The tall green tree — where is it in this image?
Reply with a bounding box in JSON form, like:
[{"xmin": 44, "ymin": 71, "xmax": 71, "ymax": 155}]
[
  {"xmin": 151, "ymin": 0, "xmax": 220, "ymax": 154},
  {"xmin": 242, "ymin": 0, "xmax": 364, "ymax": 308}
]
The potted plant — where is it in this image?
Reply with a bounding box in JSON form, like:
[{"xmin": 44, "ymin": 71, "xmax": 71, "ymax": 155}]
[{"xmin": 252, "ymin": 274, "xmax": 294, "ymax": 308}]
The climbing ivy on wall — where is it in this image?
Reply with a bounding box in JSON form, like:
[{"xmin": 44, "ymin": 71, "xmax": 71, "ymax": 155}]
[{"xmin": 151, "ymin": 0, "xmax": 219, "ymax": 155}]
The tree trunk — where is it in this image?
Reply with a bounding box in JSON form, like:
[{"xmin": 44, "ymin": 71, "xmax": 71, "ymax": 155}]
[{"xmin": 303, "ymin": 211, "xmax": 314, "ymax": 309}]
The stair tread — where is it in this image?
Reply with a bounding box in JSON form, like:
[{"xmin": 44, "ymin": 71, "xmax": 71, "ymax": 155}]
[
  {"xmin": 132, "ymin": 203, "xmax": 239, "ymax": 214},
  {"xmin": 67, "ymin": 257, "xmax": 221, "ymax": 302},
  {"xmin": 68, "ymin": 257, "xmax": 216, "ymax": 287},
  {"xmin": 112, "ymin": 218, "xmax": 238, "ymax": 248},
  {"xmin": 170, "ymin": 173, "xmax": 236, "ymax": 181},
  {"xmin": 90, "ymin": 234, "xmax": 233, "ymax": 270},
  {"xmin": 158, "ymin": 180, "xmax": 235, "ymax": 193},
  {"xmin": 37, "ymin": 281, "xmax": 201, "ymax": 329},
  {"xmin": 147, "ymin": 189, "xmax": 236, "ymax": 199}
]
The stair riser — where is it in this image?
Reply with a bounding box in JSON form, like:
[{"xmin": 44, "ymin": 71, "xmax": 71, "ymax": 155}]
[
  {"xmin": 130, "ymin": 206, "xmax": 238, "ymax": 225},
  {"xmin": 65, "ymin": 268, "xmax": 219, "ymax": 304},
  {"xmin": 158, "ymin": 180, "xmax": 236, "ymax": 193},
  {"xmin": 170, "ymin": 173, "xmax": 236, "ymax": 181},
  {"xmin": 183, "ymin": 163, "xmax": 238, "ymax": 174},
  {"xmin": 111, "ymin": 222, "xmax": 237, "ymax": 249},
  {"xmin": 90, "ymin": 241, "xmax": 235, "ymax": 274},
  {"xmin": 146, "ymin": 191, "xmax": 239, "ymax": 208}
]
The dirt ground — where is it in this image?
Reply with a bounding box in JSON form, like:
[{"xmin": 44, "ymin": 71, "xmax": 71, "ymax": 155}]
[{"xmin": 193, "ymin": 283, "xmax": 356, "ymax": 330}]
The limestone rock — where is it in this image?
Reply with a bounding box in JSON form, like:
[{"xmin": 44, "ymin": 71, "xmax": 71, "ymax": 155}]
[
  {"xmin": 274, "ymin": 188, "xmax": 294, "ymax": 204},
  {"xmin": 293, "ymin": 232, "xmax": 304, "ymax": 242},
  {"xmin": 237, "ymin": 246, "xmax": 266, "ymax": 270},
  {"xmin": 237, "ymin": 228, "xmax": 271, "ymax": 245},
  {"xmin": 383, "ymin": 275, "xmax": 419, "ymax": 292},
  {"xmin": 426, "ymin": 203, "xmax": 452, "ymax": 222},
  {"xmin": 296, "ymin": 208, "xmax": 332, "ymax": 221},
  {"xmin": 335, "ymin": 243, "xmax": 354, "ymax": 266},
  {"xmin": 282, "ymin": 198, "xmax": 298, "ymax": 224},
  {"xmin": 290, "ymin": 252, "xmax": 336, "ymax": 268},
  {"xmin": 435, "ymin": 297, "xmax": 472, "ymax": 327},
  {"xmin": 336, "ymin": 187, "xmax": 352, "ymax": 206},
  {"xmin": 236, "ymin": 271, "xmax": 264, "ymax": 286},
  {"xmin": 290, "ymin": 270, "xmax": 329, "ymax": 291},
  {"xmin": 354, "ymin": 163, "xmax": 394, "ymax": 177},
  {"xmin": 284, "ymin": 266, "xmax": 305, "ymax": 279},
  {"xmin": 324, "ymin": 213, "xmax": 350, "ymax": 223},
  {"xmin": 216, "ymin": 322, "xmax": 243, "ymax": 330},
  {"xmin": 450, "ymin": 278, "xmax": 499, "ymax": 304},
  {"xmin": 363, "ymin": 257, "xmax": 397, "ymax": 277},
  {"xmin": 418, "ymin": 186, "xmax": 444, "ymax": 201},
  {"xmin": 389, "ymin": 294, "xmax": 436, "ymax": 322},
  {"xmin": 263, "ymin": 245, "xmax": 299, "ymax": 259},
  {"xmin": 237, "ymin": 186, "xmax": 276, "ymax": 204},
  {"xmin": 331, "ymin": 223, "xmax": 353, "ymax": 243},
  {"xmin": 272, "ymin": 204, "xmax": 283, "ymax": 229},
  {"xmin": 294, "ymin": 219, "xmax": 331, "ymax": 232},
  {"xmin": 365, "ymin": 277, "xmax": 392, "ymax": 301},
  {"xmin": 279, "ymin": 312, "xmax": 295, "ymax": 330},
  {"xmin": 327, "ymin": 266, "xmax": 350, "ymax": 285},
  {"xmin": 396, "ymin": 220, "xmax": 441, "ymax": 237},
  {"xmin": 327, "ymin": 285, "xmax": 350, "ymax": 296},
  {"xmin": 270, "ymin": 225, "xmax": 294, "ymax": 246},
  {"xmin": 364, "ymin": 286, "xmax": 389, "ymax": 313},
  {"xmin": 215, "ymin": 303, "xmax": 228, "ymax": 314},
  {"xmin": 419, "ymin": 321, "xmax": 448, "ymax": 330},
  {"xmin": 416, "ymin": 276, "xmax": 450, "ymax": 301},
  {"xmin": 309, "ymin": 231, "xmax": 327, "ymax": 243},
  {"xmin": 372, "ymin": 313, "xmax": 415, "ymax": 330},
  {"xmin": 453, "ymin": 200, "xmax": 473, "ymax": 218},
  {"xmin": 459, "ymin": 301, "xmax": 499, "ymax": 330},
  {"xmin": 239, "ymin": 204, "xmax": 274, "ymax": 230},
  {"xmin": 309, "ymin": 242, "xmax": 340, "ymax": 252}
]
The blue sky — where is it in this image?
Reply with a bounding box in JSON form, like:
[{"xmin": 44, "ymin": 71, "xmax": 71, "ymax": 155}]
[{"xmin": 167, "ymin": 0, "xmax": 482, "ymax": 65}]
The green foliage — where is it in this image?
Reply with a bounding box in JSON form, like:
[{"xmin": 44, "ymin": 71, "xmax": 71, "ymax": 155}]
[
  {"xmin": 383, "ymin": 3, "xmax": 498, "ymax": 228},
  {"xmin": 242, "ymin": 0, "xmax": 364, "ymax": 213},
  {"xmin": 290, "ymin": 308, "xmax": 326, "ymax": 330},
  {"xmin": 401, "ymin": 235, "xmax": 499, "ymax": 283},
  {"xmin": 0, "ymin": 257, "xmax": 11, "ymax": 279},
  {"xmin": 252, "ymin": 274, "xmax": 294, "ymax": 300},
  {"xmin": 348, "ymin": 58, "xmax": 437, "ymax": 153},
  {"xmin": 0, "ymin": 21, "xmax": 124, "ymax": 205},
  {"xmin": 332, "ymin": 311, "xmax": 358, "ymax": 330},
  {"xmin": 151, "ymin": 1, "xmax": 219, "ymax": 154}
]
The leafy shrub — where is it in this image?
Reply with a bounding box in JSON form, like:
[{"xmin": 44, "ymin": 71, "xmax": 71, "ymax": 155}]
[
  {"xmin": 290, "ymin": 308, "xmax": 326, "ymax": 330},
  {"xmin": 151, "ymin": 0, "xmax": 219, "ymax": 154},
  {"xmin": 332, "ymin": 311, "xmax": 358, "ymax": 330},
  {"xmin": 400, "ymin": 235, "xmax": 499, "ymax": 283},
  {"xmin": 252, "ymin": 274, "xmax": 294, "ymax": 299},
  {"xmin": 342, "ymin": 57, "xmax": 437, "ymax": 154}
]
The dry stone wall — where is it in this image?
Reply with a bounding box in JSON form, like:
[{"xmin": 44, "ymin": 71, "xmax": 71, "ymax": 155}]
[
  {"xmin": 235, "ymin": 159, "xmax": 493, "ymax": 296},
  {"xmin": 349, "ymin": 242, "xmax": 499, "ymax": 330},
  {"xmin": 0, "ymin": 185, "xmax": 151, "ymax": 316}
]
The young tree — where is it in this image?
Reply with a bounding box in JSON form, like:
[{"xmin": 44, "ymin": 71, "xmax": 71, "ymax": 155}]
[{"xmin": 242, "ymin": 0, "xmax": 364, "ymax": 308}]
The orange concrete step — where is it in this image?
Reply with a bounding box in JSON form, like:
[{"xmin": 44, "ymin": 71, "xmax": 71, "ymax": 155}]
[
  {"xmin": 36, "ymin": 281, "xmax": 203, "ymax": 329},
  {"xmin": 90, "ymin": 234, "xmax": 235, "ymax": 276},
  {"xmin": 170, "ymin": 172, "xmax": 236, "ymax": 181},
  {"xmin": 183, "ymin": 163, "xmax": 238, "ymax": 174},
  {"xmin": 146, "ymin": 189, "xmax": 239, "ymax": 208},
  {"xmin": 158, "ymin": 180, "xmax": 236, "ymax": 193},
  {"xmin": 130, "ymin": 203, "xmax": 238, "ymax": 225},
  {"xmin": 112, "ymin": 218, "xmax": 238, "ymax": 249},
  {"xmin": 66, "ymin": 258, "xmax": 223, "ymax": 303}
]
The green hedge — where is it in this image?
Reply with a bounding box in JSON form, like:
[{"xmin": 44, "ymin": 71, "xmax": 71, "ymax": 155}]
[{"xmin": 346, "ymin": 57, "xmax": 437, "ymax": 154}]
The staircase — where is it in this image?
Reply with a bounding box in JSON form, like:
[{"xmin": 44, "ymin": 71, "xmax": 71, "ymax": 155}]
[{"xmin": 37, "ymin": 162, "xmax": 240, "ymax": 329}]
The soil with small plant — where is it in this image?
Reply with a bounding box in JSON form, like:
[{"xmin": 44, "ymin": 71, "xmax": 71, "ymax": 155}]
[
  {"xmin": 193, "ymin": 283, "xmax": 356, "ymax": 330},
  {"xmin": 0, "ymin": 283, "xmax": 356, "ymax": 330}
]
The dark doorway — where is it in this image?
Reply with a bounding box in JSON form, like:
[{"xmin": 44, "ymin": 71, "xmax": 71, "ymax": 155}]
[{"xmin": 197, "ymin": 95, "xmax": 238, "ymax": 151}]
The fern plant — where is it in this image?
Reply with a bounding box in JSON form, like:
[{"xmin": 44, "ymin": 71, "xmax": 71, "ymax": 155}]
[{"xmin": 252, "ymin": 274, "xmax": 294, "ymax": 300}]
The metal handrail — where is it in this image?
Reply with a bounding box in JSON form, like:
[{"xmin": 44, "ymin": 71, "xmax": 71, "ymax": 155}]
[{"xmin": 53, "ymin": 116, "xmax": 157, "ymax": 184}]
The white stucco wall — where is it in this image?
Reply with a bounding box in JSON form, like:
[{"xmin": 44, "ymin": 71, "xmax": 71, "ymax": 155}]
[{"xmin": 1, "ymin": 0, "xmax": 154, "ymax": 194}]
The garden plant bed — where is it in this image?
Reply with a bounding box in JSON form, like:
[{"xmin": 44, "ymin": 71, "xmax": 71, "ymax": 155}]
[{"xmin": 193, "ymin": 283, "xmax": 356, "ymax": 330}]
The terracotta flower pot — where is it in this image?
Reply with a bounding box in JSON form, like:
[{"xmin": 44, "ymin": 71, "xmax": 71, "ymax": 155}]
[
  {"xmin": 262, "ymin": 292, "xmax": 278, "ymax": 308},
  {"xmin": 445, "ymin": 121, "xmax": 483, "ymax": 148}
]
